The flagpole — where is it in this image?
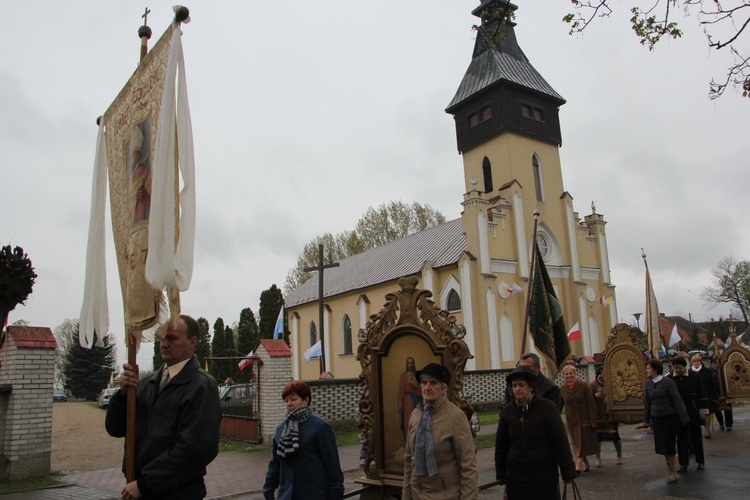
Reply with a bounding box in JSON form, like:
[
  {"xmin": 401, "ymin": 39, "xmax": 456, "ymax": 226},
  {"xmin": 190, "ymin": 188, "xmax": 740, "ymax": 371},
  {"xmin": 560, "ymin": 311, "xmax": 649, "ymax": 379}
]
[
  {"xmin": 642, "ymin": 249, "xmax": 663, "ymax": 359},
  {"xmin": 122, "ymin": 11, "xmax": 156, "ymax": 483},
  {"xmin": 520, "ymin": 209, "xmax": 540, "ymax": 355}
]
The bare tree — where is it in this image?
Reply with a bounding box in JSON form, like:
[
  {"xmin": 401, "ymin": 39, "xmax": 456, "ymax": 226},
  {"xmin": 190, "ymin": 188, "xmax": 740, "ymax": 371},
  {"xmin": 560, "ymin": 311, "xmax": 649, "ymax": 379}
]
[
  {"xmin": 701, "ymin": 257, "xmax": 750, "ymax": 322},
  {"xmin": 284, "ymin": 201, "xmax": 445, "ymax": 293},
  {"xmin": 563, "ymin": 1, "xmax": 750, "ymax": 99}
]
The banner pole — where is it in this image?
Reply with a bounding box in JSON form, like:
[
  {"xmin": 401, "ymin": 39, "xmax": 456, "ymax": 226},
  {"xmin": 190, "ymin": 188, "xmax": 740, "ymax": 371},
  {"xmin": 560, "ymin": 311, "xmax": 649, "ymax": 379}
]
[{"xmin": 520, "ymin": 209, "xmax": 540, "ymax": 356}]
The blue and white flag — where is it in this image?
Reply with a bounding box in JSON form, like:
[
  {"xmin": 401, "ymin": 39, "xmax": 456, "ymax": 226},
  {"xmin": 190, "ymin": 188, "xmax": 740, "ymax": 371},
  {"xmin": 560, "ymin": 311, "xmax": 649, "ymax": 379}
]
[
  {"xmin": 304, "ymin": 341, "xmax": 322, "ymax": 362},
  {"xmin": 273, "ymin": 306, "xmax": 285, "ymax": 340}
]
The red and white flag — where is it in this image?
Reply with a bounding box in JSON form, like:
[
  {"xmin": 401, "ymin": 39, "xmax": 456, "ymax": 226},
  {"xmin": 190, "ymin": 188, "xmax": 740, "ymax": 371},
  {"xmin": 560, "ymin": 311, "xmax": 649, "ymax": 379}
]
[
  {"xmin": 567, "ymin": 322, "xmax": 581, "ymax": 341},
  {"xmin": 238, "ymin": 350, "xmax": 254, "ymax": 371}
]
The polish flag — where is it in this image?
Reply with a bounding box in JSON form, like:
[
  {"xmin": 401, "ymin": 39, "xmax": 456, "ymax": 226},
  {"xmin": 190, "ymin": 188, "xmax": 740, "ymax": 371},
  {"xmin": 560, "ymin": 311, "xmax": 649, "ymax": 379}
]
[{"xmin": 567, "ymin": 322, "xmax": 581, "ymax": 341}]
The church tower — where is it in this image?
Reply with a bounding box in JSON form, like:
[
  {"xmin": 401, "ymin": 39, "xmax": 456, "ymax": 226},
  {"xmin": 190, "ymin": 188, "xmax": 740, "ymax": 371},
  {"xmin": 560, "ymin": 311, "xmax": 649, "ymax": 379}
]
[{"xmin": 446, "ymin": 0, "xmax": 617, "ymax": 369}]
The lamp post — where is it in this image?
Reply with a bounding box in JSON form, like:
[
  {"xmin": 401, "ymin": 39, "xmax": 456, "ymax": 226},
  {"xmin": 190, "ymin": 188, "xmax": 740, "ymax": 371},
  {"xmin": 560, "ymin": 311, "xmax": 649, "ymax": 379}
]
[{"xmin": 632, "ymin": 313, "xmax": 642, "ymax": 330}]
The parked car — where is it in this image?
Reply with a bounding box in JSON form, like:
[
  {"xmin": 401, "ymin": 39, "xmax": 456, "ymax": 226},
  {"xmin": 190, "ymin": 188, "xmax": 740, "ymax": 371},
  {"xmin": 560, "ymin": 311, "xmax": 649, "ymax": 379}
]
[
  {"xmin": 97, "ymin": 388, "xmax": 118, "ymax": 408},
  {"xmin": 53, "ymin": 388, "xmax": 68, "ymax": 402}
]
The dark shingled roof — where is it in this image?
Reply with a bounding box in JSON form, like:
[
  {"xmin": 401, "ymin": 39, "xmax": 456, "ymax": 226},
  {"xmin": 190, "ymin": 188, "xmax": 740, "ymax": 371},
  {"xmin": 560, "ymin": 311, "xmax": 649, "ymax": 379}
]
[
  {"xmin": 285, "ymin": 219, "xmax": 467, "ymax": 308},
  {"xmin": 446, "ymin": 43, "xmax": 564, "ymax": 111}
]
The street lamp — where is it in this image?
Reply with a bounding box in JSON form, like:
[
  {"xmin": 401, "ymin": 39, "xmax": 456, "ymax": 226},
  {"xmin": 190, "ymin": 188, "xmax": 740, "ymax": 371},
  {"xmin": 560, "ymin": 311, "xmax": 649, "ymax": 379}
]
[{"xmin": 632, "ymin": 313, "xmax": 642, "ymax": 330}]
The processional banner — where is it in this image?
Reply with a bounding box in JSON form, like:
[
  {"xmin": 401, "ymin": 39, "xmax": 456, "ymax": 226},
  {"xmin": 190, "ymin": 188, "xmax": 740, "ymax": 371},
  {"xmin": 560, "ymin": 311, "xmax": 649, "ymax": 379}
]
[{"xmin": 80, "ymin": 15, "xmax": 195, "ymax": 349}]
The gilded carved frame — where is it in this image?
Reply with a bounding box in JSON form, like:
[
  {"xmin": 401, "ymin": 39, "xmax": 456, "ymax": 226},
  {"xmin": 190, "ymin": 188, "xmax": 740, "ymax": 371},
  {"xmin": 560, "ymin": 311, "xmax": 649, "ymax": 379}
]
[
  {"xmin": 356, "ymin": 276, "xmax": 473, "ymax": 488},
  {"xmin": 601, "ymin": 323, "xmax": 647, "ymax": 425},
  {"xmin": 717, "ymin": 333, "xmax": 750, "ymax": 404}
]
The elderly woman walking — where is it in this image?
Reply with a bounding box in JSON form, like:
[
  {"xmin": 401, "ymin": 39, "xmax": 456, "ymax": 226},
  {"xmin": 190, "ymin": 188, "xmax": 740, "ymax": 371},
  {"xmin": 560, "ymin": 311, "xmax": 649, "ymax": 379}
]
[
  {"xmin": 403, "ymin": 363, "xmax": 478, "ymax": 500},
  {"xmin": 263, "ymin": 381, "xmax": 344, "ymax": 500},
  {"xmin": 496, "ymin": 366, "xmax": 577, "ymax": 499},
  {"xmin": 642, "ymin": 359, "xmax": 690, "ymax": 484},
  {"xmin": 560, "ymin": 365, "xmax": 600, "ymax": 473}
]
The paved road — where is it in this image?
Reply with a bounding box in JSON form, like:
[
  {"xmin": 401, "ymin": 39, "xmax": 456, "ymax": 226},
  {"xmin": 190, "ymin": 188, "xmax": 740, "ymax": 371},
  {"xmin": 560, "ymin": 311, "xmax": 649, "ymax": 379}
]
[{"xmin": 5, "ymin": 404, "xmax": 748, "ymax": 499}]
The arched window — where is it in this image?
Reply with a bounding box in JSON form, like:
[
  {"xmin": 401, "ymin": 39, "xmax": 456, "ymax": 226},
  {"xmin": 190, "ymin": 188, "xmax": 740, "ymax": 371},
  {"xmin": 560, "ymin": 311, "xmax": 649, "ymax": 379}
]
[
  {"xmin": 309, "ymin": 322, "xmax": 317, "ymax": 347},
  {"xmin": 482, "ymin": 157, "xmax": 493, "ymax": 193},
  {"xmin": 342, "ymin": 315, "xmax": 352, "ymax": 354},
  {"xmin": 532, "ymin": 154, "xmax": 544, "ymax": 202},
  {"xmin": 446, "ymin": 289, "xmax": 461, "ymax": 311}
]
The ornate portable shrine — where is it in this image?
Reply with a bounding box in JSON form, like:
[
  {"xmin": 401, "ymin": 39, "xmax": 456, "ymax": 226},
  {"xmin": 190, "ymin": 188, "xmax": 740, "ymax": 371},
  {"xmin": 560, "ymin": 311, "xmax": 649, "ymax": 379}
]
[
  {"xmin": 600, "ymin": 323, "xmax": 648, "ymax": 424},
  {"xmin": 355, "ymin": 276, "xmax": 473, "ymax": 494},
  {"xmin": 716, "ymin": 327, "xmax": 750, "ymax": 405}
]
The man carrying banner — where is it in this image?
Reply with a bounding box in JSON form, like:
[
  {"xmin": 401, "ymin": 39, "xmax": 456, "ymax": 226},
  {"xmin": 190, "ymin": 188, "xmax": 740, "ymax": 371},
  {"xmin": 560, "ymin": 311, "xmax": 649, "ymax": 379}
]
[{"xmin": 106, "ymin": 314, "xmax": 221, "ymax": 500}]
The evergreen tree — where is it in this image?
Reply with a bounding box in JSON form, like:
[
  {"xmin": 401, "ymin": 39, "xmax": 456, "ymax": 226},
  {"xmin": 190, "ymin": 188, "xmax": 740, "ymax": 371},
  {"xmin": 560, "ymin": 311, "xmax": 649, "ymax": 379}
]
[
  {"xmin": 259, "ymin": 285, "xmax": 284, "ymax": 339},
  {"xmin": 237, "ymin": 308, "xmax": 260, "ymax": 356},
  {"xmin": 63, "ymin": 322, "xmax": 116, "ymax": 400},
  {"xmin": 195, "ymin": 317, "xmax": 211, "ymax": 370},
  {"xmin": 152, "ymin": 339, "xmax": 162, "ymax": 371},
  {"xmin": 210, "ymin": 318, "xmax": 225, "ymax": 380},
  {"xmin": 224, "ymin": 325, "xmax": 238, "ymax": 380}
]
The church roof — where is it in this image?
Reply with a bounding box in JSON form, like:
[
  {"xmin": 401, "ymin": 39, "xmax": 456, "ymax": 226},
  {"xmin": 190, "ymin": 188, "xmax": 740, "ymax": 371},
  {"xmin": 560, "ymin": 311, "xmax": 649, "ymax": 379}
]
[
  {"xmin": 446, "ymin": 39, "xmax": 565, "ymax": 112},
  {"xmin": 446, "ymin": 1, "xmax": 564, "ymax": 112},
  {"xmin": 285, "ymin": 218, "xmax": 467, "ymax": 308}
]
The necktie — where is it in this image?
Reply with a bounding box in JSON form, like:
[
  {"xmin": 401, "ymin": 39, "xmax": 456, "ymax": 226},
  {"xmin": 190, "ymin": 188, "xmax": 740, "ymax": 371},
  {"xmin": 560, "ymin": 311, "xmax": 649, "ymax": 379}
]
[{"xmin": 159, "ymin": 368, "xmax": 170, "ymax": 392}]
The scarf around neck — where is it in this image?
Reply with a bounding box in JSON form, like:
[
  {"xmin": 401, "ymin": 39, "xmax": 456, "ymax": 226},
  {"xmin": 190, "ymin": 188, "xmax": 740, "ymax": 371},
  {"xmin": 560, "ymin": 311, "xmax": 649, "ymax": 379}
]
[
  {"xmin": 413, "ymin": 398, "xmax": 440, "ymax": 477},
  {"xmin": 691, "ymin": 364, "xmax": 703, "ymax": 372},
  {"xmin": 277, "ymin": 405, "xmax": 313, "ymax": 459}
]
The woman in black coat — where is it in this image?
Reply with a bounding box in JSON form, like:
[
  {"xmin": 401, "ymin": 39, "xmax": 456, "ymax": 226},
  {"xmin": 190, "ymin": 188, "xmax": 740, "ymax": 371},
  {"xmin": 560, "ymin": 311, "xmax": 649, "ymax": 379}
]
[
  {"xmin": 495, "ymin": 366, "xmax": 577, "ymax": 499},
  {"xmin": 642, "ymin": 359, "xmax": 690, "ymax": 484}
]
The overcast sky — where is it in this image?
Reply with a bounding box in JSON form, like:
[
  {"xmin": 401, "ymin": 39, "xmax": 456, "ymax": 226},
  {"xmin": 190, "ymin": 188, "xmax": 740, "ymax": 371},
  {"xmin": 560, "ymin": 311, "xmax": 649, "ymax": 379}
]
[{"xmin": 2, "ymin": 1, "xmax": 747, "ymax": 368}]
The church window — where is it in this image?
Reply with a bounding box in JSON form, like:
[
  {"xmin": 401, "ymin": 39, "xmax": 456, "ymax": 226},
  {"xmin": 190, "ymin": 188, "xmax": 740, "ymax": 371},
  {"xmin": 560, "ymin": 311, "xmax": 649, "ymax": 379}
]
[
  {"xmin": 522, "ymin": 104, "xmax": 532, "ymax": 118},
  {"xmin": 536, "ymin": 233, "xmax": 550, "ymax": 259},
  {"xmin": 342, "ymin": 315, "xmax": 352, "ymax": 355},
  {"xmin": 534, "ymin": 107, "xmax": 545, "ymax": 122},
  {"xmin": 522, "ymin": 104, "xmax": 545, "ymax": 122},
  {"xmin": 482, "ymin": 157, "xmax": 493, "ymax": 193},
  {"xmin": 447, "ymin": 289, "xmax": 461, "ymax": 311},
  {"xmin": 309, "ymin": 322, "xmax": 317, "ymax": 347},
  {"xmin": 468, "ymin": 105, "xmax": 492, "ymax": 128},
  {"xmin": 532, "ymin": 154, "xmax": 544, "ymax": 202}
]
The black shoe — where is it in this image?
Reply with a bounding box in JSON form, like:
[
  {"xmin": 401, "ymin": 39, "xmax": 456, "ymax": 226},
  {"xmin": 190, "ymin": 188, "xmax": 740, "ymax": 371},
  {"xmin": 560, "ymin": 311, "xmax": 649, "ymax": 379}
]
[
  {"xmin": 697, "ymin": 463, "xmax": 705, "ymax": 470},
  {"xmin": 677, "ymin": 466, "xmax": 688, "ymax": 473},
  {"xmin": 720, "ymin": 426, "xmax": 725, "ymax": 431},
  {"xmin": 727, "ymin": 427, "xmax": 733, "ymax": 432}
]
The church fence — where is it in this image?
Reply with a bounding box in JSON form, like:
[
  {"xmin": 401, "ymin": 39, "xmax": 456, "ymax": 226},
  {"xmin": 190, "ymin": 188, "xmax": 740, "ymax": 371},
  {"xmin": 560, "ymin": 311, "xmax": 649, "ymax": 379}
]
[{"xmin": 304, "ymin": 364, "xmax": 593, "ymax": 423}]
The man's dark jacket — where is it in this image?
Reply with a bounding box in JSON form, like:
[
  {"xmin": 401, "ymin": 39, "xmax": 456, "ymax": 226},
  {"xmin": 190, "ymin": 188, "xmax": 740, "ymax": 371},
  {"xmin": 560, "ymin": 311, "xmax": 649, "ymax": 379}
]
[
  {"xmin": 667, "ymin": 370, "xmax": 708, "ymax": 427},
  {"xmin": 105, "ymin": 354, "xmax": 221, "ymax": 499}
]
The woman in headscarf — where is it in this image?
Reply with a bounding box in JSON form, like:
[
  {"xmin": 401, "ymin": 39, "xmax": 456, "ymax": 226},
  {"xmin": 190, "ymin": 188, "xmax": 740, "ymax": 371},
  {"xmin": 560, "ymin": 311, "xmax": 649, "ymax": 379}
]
[
  {"xmin": 560, "ymin": 365, "xmax": 600, "ymax": 473},
  {"xmin": 641, "ymin": 359, "xmax": 689, "ymax": 484},
  {"xmin": 403, "ymin": 363, "xmax": 478, "ymax": 500},
  {"xmin": 263, "ymin": 381, "xmax": 344, "ymax": 500},
  {"xmin": 496, "ymin": 366, "xmax": 577, "ymax": 499}
]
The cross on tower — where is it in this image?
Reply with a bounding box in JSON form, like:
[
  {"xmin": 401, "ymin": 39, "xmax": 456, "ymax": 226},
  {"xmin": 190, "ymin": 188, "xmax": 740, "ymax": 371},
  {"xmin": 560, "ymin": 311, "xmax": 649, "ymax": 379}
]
[
  {"xmin": 304, "ymin": 244, "xmax": 340, "ymax": 374},
  {"xmin": 141, "ymin": 7, "xmax": 151, "ymax": 26}
]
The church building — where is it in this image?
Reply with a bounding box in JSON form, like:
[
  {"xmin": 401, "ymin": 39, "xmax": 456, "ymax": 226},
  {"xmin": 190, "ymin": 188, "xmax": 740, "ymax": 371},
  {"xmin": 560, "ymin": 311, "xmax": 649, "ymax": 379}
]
[{"xmin": 285, "ymin": 1, "xmax": 618, "ymax": 380}]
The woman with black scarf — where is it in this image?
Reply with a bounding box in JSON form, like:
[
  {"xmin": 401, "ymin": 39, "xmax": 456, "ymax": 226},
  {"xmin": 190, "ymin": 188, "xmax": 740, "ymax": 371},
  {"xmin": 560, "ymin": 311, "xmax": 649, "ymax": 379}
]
[{"xmin": 263, "ymin": 381, "xmax": 344, "ymax": 500}]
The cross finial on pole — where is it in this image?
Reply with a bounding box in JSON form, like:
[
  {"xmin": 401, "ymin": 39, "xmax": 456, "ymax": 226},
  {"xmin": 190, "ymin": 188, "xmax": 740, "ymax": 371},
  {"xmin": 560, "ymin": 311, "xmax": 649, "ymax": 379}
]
[
  {"xmin": 142, "ymin": 7, "xmax": 151, "ymax": 26},
  {"xmin": 304, "ymin": 244, "xmax": 340, "ymax": 374}
]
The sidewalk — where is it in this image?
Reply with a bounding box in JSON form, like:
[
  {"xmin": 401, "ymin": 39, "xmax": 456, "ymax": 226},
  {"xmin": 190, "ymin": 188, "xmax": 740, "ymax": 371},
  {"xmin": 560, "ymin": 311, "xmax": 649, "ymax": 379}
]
[{"xmin": 5, "ymin": 404, "xmax": 748, "ymax": 499}]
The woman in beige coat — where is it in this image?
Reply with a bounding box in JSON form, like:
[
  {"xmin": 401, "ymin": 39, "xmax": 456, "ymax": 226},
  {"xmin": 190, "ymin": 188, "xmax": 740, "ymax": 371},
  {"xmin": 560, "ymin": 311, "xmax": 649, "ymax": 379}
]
[
  {"xmin": 403, "ymin": 363, "xmax": 478, "ymax": 499},
  {"xmin": 560, "ymin": 365, "xmax": 600, "ymax": 473}
]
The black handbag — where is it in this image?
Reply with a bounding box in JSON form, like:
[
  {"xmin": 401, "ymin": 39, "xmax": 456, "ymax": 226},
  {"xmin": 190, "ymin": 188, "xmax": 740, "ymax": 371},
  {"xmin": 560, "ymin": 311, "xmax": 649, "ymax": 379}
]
[{"xmin": 562, "ymin": 480, "xmax": 582, "ymax": 500}]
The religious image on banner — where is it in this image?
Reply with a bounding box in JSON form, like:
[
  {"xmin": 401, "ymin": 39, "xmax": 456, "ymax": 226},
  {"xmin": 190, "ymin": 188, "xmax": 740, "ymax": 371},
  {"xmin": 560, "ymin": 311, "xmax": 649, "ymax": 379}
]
[
  {"xmin": 127, "ymin": 119, "xmax": 152, "ymax": 223},
  {"xmin": 104, "ymin": 26, "xmax": 174, "ymax": 339}
]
